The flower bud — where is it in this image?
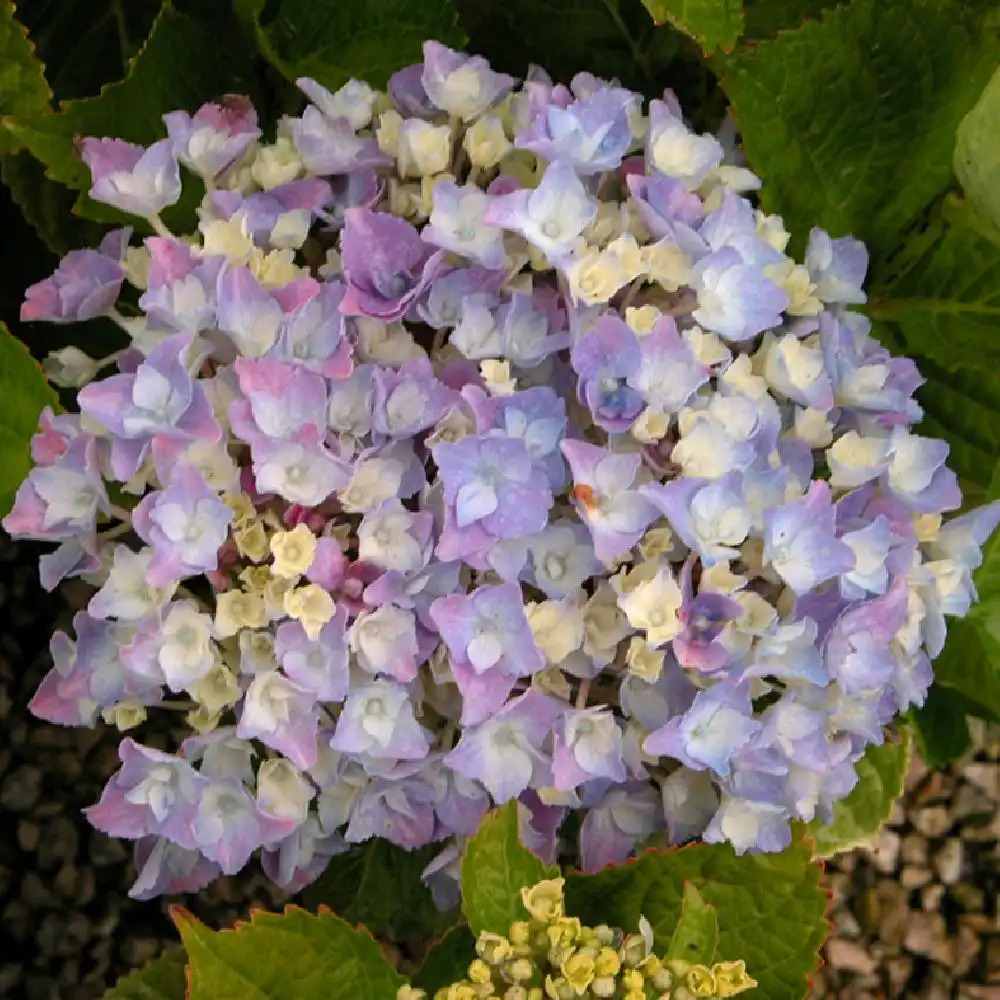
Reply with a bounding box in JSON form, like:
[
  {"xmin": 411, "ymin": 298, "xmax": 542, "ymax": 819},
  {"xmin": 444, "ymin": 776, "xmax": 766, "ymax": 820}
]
[{"xmin": 44, "ymin": 347, "xmax": 101, "ymax": 388}]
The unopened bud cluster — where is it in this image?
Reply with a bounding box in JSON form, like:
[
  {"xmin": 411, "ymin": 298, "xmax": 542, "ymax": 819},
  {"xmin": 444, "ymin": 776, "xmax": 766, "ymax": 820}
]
[{"xmin": 398, "ymin": 879, "xmax": 757, "ymax": 1000}]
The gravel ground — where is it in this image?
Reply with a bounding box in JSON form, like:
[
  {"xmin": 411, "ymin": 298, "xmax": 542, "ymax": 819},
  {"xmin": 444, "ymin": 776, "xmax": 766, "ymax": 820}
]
[{"xmin": 2, "ymin": 531, "xmax": 999, "ymax": 999}]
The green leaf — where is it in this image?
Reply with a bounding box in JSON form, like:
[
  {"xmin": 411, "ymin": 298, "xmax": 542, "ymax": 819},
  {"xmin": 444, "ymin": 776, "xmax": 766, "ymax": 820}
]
[
  {"xmin": 0, "ymin": 0, "xmax": 52, "ymax": 153},
  {"xmin": 3, "ymin": 4, "xmax": 258, "ymax": 192},
  {"xmin": 412, "ymin": 924, "xmax": 476, "ymax": 995},
  {"xmin": 302, "ymin": 840, "xmax": 457, "ymax": 944},
  {"xmin": 934, "ymin": 616, "xmax": 1000, "ymax": 723},
  {"xmin": 235, "ymin": 0, "xmax": 465, "ymax": 93},
  {"xmin": 742, "ymin": 0, "xmax": 843, "ymax": 40},
  {"xmin": 665, "ymin": 883, "xmax": 719, "ymax": 965},
  {"xmin": 971, "ymin": 461, "xmax": 1000, "ymax": 607},
  {"xmin": 717, "ymin": 0, "xmax": 996, "ymax": 258},
  {"xmin": 100, "ymin": 949, "xmax": 186, "ymax": 1000},
  {"xmin": 910, "ymin": 684, "xmax": 974, "ymax": 769},
  {"xmin": 640, "ymin": 0, "xmax": 743, "ymax": 53},
  {"xmin": 869, "ymin": 198, "xmax": 1000, "ymax": 374},
  {"xmin": 1, "ymin": 151, "xmax": 106, "ymax": 254},
  {"xmin": 932, "ymin": 464, "xmax": 1000, "ymax": 724},
  {"xmin": 461, "ymin": 802, "xmax": 559, "ymax": 937},
  {"xmin": 0, "ymin": 322, "xmax": 58, "ymax": 518},
  {"xmin": 458, "ymin": 0, "xmax": 662, "ymax": 96},
  {"xmin": 955, "ymin": 68, "xmax": 1000, "ymax": 231},
  {"xmin": 804, "ymin": 732, "xmax": 910, "ymax": 858},
  {"xmin": 12, "ymin": 0, "xmax": 163, "ymax": 102},
  {"xmin": 173, "ymin": 904, "xmax": 406, "ymax": 1000},
  {"xmin": 566, "ymin": 834, "xmax": 827, "ymax": 1000}
]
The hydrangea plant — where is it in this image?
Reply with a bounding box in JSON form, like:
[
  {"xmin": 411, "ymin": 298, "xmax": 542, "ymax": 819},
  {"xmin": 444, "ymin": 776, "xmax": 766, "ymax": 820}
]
[{"xmin": 4, "ymin": 37, "xmax": 998, "ymax": 910}]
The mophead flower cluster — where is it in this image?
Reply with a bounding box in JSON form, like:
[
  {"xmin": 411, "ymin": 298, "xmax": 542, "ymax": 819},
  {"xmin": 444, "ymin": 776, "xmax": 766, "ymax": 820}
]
[{"xmin": 7, "ymin": 40, "xmax": 998, "ymax": 900}]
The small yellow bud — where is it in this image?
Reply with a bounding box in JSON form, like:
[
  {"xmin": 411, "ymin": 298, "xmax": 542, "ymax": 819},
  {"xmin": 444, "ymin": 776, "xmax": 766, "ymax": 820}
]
[
  {"xmin": 545, "ymin": 917, "xmax": 581, "ymax": 956},
  {"xmin": 464, "ymin": 114, "xmax": 512, "ymax": 168},
  {"xmin": 376, "ymin": 109, "xmax": 404, "ymax": 155},
  {"xmin": 235, "ymin": 520, "xmax": 270, "ymax": 562},
  {"xmin": 914, "ymin": 512, "xmax": 943, "ymax": 543},
  {"xmin": 621, "ymin": 968, "xmax": 645, "ymax": 992},
  {"xmin": 624, "ymin": 304, "xmax": 662, "ymax": 335},
  {"xmin": 631, "ymin": 406, "xmax": 671, "ymax": 444},
  {"xmin": 240, "ymin": 565, "xmax": 272, "ymax": 594},
  {"xmin": 542, "ymin": 975, "xmax": 574, "ymax": 1000},
  {"xmin": 506, "ymin": 958, "xmax": 535, "ymax": 983},
  {"xmin": 215, "ymin": 589, "xmax": 268, "ymax": 637},
  {"xmin": 591, "ymin": 976, "xmax": 616, "ymax": 998},
  {"xmin": 270, "ymin": 523, "xmax": 318, "ymax": 578},
  {"xmin": 504, "ymin": 987, "xmax": 529, "ymax": 1000},
  {"xmin": 651, "ymin": 965, "xmax": 674, "ymax": 991},
  {"xmin": 468, "ymin": 959, "xmax": 493, "ymax": 984},
  {"xmin": 252, "ymin": 248, "xmax": 304, "ymax": 287},
  {"xmin": 593, "ymin": 947, "xmax": 621, "ymax": 977},
  {"xmin": 713, "ymin": 960, "xmax": 757, "ymax": 997},
  {"xmin": 101, "ymin": 701, "xmax": 147, "ymax": 731},
  {"xmin": 641, "ymin": 240, "xmax": 692, "ymax": 292},
  {"xmin": 477, "ymin": 933, "xmax": 514, "ymax": 966},
  {"xmin": 250, "ymin": 137, "xmax": 303, "ymax": 189},
  {"xmin": 123, "ymin": 246, "xmax": 151, "ymax": 290},
  {"xmin": 223, "ymin": 491, "xmax": 256, "ymax": 525},
  {"xmin": 190, "ymin": 663, "xmax": 241, "ymax": 715},
  {"xmin": 625, "ymin": 636, "xmax": 665, "ymax": 683},
  {"xmin": 186, "ymin": 703, "xmax": 222, "ymax": 733},
  {"xmin": 509, "ymin": 921, "xmax": 532, "ymax": 947},
  {"xmin": 561, "ymin": 951, "xmax": 595, "ymax": 994},
  {"xmin": 638, "ymin": 526, "xmax": 675, "ymax": 561},
  {"xmin": 283, "ymin": 583, "xmax": 335, "ymax": 639},
  {"xmin": 642, "ymin": 955, "xmax": 662, "ymax": 976},
  {"xmin": 685, "ymin": 964, "xmax": 717, "ymax": 997},
  {"xmin": 201, "ymin": 214, "xmax": 255, "ymax": 264},
  {"xmin": 480, "ymin": 359, "xmax": 517, "ymax": 396},
  {"xmin": 398, "ymin": 987, "xmax": 427, "ymax": 1000},
  {"xmin": 521, "ymin": 879, "xmax": 565, "ymax": 923}
]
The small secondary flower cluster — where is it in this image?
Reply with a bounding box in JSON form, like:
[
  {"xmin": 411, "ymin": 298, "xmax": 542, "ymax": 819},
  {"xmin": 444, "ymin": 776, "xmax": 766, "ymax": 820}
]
[
  {"xmin": 398, "ymin": 878, "xmax": 757, "ymax": 1000},
  {"xmin": 7, "ymin": 40, "xmax": 999, "ymax": 900}
]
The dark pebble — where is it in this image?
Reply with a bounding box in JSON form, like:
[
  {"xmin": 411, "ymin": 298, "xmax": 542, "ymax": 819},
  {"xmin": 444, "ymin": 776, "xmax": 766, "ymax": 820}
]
[{"xmin": 0, "ymin": 764, "xmax": 42, "ymax": 812}]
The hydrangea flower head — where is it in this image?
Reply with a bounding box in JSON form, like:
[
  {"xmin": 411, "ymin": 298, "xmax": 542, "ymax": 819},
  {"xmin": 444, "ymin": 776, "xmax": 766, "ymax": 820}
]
[{"xmin": 7, "ymin": 38, "xmax": 997, "ymax": 901}]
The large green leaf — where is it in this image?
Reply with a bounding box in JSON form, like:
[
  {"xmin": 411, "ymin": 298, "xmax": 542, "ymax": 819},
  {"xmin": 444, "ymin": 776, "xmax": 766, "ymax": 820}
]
[
  {"xmin": 3, "ymin": 4, "xmax": 258, "ymax": 193},
  {"xmin": 100, "ymin": 950, "xmax": 186, "ymax": 1000},
  {"xmin": 0, "ymin": 322, "xmax": 58, "ymax": 517},
  {"xmin": 665, "ymin": 883, "xmax": 719, "ymax": 965},
  {"xmin": 457, "ymin": 0, "xmax": 671, "ymax": 98},
  {"xmin": 565, "ymin": 834, "xmax": 827, "ymax": 1000},
  {"xmin": 0, "ymin": 0, "xmax": 51, "ymax": 153},
  {"xmin": 12, "ymin": 0, "xmax": 163, "ymax": 103},
  {"xmin": 1, "ymin": 151, "xmax": 105, "ymax": 255},
  {"xmin": 910, "ymin": 684, "xmax": 974, "ymax": 769},
  {"xmin": 173, "ymin": 905, "xmax": 405, "ymax": 1000},
  {"xmin": 302, "ymin": 839, "xmax": 457, "ymax": 944},
  {"xmin": 804, "ymin": 732, "xmax": 910, "ymax": 858},
  {"xmin": 934, "ymin": 617, "xmax": 1000, "ymax": 723},
  {"xmin": 717, "ymin": 0, "xmax": 996, "ymax": 259},
  {"xmin": 742, "ymin": 0, "xmax": 844, "ymax": 40},
  {"xmin": 931, "ymin": 464, "xmax": 1000, "ymax": 723},
  {"xmin": 235, "ymin": 0, "xmax": 465, "ymax": 93},
  {"xmin": 412, "ymin": 924, "xmax": 476, "ymax": 995},
  {"xmin": 640, "ymin": 0, "xmax": 743, "ymax": 53},
  {"xmin": 955, "ymin": 68, "xmax": 1000, "ymax": 231},
  {"xmin": 869, "ymin": 199, "xmax": 1000, "ymax": 374},
  {"xmin": 461, "ymin": 802, "xmax": 559, "ymax": 938}
]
